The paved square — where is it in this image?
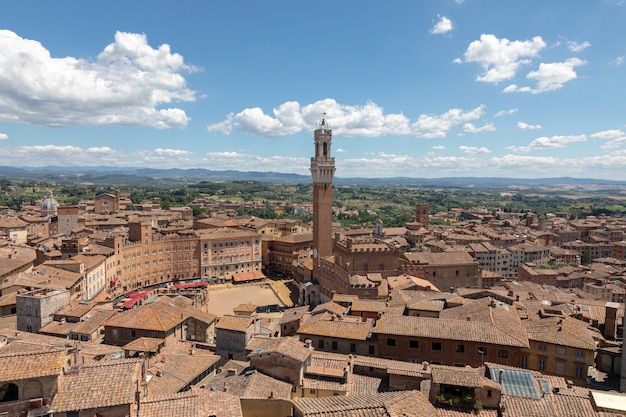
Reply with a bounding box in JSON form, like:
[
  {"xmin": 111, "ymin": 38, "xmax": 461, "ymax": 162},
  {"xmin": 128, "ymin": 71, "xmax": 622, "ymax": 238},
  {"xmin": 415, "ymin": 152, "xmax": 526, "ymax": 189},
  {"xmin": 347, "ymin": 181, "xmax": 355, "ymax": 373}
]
[{"xmin": 205, "ymin": 283, "xmax": 284, "ymax": 316}]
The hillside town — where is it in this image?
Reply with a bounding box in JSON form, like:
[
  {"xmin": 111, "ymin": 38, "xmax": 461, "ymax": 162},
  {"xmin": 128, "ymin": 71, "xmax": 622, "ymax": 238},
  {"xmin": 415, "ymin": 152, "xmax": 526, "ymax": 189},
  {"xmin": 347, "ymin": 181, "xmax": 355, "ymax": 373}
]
[{"xmin": 1, "ymin": 121, "xmax": 626, "ymax": 416}]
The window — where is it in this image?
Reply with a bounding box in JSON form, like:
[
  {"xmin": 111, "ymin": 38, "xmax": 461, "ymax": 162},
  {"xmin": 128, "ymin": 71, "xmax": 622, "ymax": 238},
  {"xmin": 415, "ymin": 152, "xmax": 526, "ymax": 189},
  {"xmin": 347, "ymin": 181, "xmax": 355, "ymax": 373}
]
[
  {"xmin": 131, "ymin": 330, "xmax": 136, "ymax": 337},
  {"xmin": 332, "ymin": 341, "xmax": 338, "ymax": 351},
  {"xmin": 575, "ymin": 350, "xmax": 584, "ymax": 358},
  {"xmin": 539, "ymin": 344, "xmax": 547, "ymax": 352},
  {"xmin": 350, "ymin": 343, "xmax": 356, "ymax": 353},
  {"xmin": 369, "ymin": 345, "xmax": 375, "ymax": 355},
  {"xmin": 455, "ymin": 344, "xmax": 465, "ymax": 353},
  {"xmin": 387, "ymin": 338, "xmax": 397, "ymax": 347},
  {"xmin": 555, "ymin": 361, "xmax": 565, "ymax": 375},
  {"xmin": 497, "ymin": 349, "xmax": 509, "ymax": 359},
  {"xmin": 556, "ymin": 347, "xmax": 566, "ymax": 355},
  {"xmin": 318, "ymin": 340, "xmax": 324, "ymax": 349},
  {"xmin": 409, "ymin": 340, "xmax": 419, "ymax": 349},
  {"xmin": 432, "ymin": 342, "xmax": 442, "ymax": 351},
  {"xmin": 538, "ymin": 358, "xmax": 546, "ymax": 371},
  {"xmin": 575, "ymin": 365, "xmax": 584, "ymax": 379},
  {"xmin": 487, "ymin": 390, "xmax": 492, "ymax": 397},
  {"xmin": 520, "ymin": 356, "xmax": 529, "ymax": 367}
]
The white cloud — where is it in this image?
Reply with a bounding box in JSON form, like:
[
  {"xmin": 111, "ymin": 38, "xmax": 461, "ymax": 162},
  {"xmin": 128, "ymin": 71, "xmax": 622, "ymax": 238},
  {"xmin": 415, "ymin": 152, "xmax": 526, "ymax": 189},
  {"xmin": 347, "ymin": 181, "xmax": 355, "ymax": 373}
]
[
  {"xmin": 592, "ymin": 130, "xmax": 626, "ymax": 149},
  {"xmin": 505, "ymin": 58, "xmax": 586, "ymax": 93},
  {"xmin": 495, "ymin": 108, "xmax": 518, "ymax": 117},
  {"xmin": 208, "ymin": 99, "xmax": 484, "ymax": 139},
  {"xmin": 591, "ymin": 129, "xmax": 624, "ymax": 140},
  {"xmin": 509, "ymin": 134, "xmax": 587, "ymax": 152},
  {"xmin": 461, "ymin": 34, "xmax": 546, "ymax": 83},
  {"xmin": 432, "ymin": 145, "xmax": 445, "ymax": 150},
  {"xmin": 616, "ymin": 56, "xmax": 625, "ymax": 65},
  {"xmin": 0, "ymin": 133, "xmax": 7, "ymax": 140},
  {"xmin": 463, "ymin": 122, "xmax": 496, "ymax": 134},
  {"xmin": 0, "ymin": 30, "xmax": 196, "ymax": 128},
  {"xmin": 412, "ymin": 105, "xmax": 485, "ymax": 138},
  {"xmin": 430, "ymin": 16, "xmax": 453, "ymax": 35},
  {"xmin": 517, "ymin": 121, "xmax": 542, "ymax": 130},
  {"xmin": 458, "ymin": 145, "xmax": 491, "ymax": 155},
  {"xmin": 335, "ymin": 148, "xmax": 347, "ymax": 153},
  {"xmin": 567, "ymin": 41, "xmax": 590, "ymax": 52}
]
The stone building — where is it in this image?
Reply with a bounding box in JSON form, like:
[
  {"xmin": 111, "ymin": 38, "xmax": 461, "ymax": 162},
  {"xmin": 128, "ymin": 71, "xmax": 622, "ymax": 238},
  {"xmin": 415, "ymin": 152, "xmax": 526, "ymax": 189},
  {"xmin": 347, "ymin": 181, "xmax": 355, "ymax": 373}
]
[{"xmin": 16, "ymin": 288, "xmax": 70, "ymax": 333}]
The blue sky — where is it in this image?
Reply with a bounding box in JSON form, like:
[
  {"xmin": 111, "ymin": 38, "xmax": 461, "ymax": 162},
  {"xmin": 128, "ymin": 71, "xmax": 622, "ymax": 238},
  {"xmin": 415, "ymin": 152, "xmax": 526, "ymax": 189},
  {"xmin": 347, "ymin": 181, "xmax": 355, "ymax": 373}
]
[{"xmin": 1, "ymin": 1, "xmax": 625, "ymax": 179}]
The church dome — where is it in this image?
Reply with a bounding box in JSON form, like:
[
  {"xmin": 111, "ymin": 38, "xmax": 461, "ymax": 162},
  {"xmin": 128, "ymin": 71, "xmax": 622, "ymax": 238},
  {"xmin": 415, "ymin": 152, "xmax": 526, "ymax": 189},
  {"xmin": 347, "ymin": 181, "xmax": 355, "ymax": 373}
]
[{"xmin": 41, "ymin": 190, "xmax": 59, "ymax": 213}]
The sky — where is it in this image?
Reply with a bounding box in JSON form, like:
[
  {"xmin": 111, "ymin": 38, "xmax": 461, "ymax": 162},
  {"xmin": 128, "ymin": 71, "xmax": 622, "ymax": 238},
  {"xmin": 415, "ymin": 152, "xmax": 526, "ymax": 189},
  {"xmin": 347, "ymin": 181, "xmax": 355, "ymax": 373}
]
[{"xmin": 1, "ymin": 1, "xmax": 625, "ymax": 180}]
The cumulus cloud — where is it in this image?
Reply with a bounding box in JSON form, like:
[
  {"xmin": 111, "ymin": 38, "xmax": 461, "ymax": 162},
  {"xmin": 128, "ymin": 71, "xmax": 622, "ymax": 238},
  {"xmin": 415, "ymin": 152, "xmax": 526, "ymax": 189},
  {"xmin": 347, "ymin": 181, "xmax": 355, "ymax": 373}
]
[
  {"xmin": 517, "ymin": 121, "xmax": 542, "ymax": 130},
  {"xmin": 463, "ymin": 122, "xmax": 496, "ymax": 134},
  {"xmin": 616, "ymin": 56, "xmax": 625, "ymax": 65},
  {"xmin": 335, "ymin": 148, "xmax": 347, "ymax": 153},
  {"xmin": 592, "ymin": 129, "xmax": 626, "ymax": 149},
  {"xmin": 460, "ymin": 34, "xmax": 546, "ymax": 83},
  {"xmin": 0, "ymin": 30, "xmax": 196, "ymax": 128},
  {"xmin": 458, "ymin": 145, "xmax": 491, "ymax": 154},
  {"xmin": 432, "ymin": 145, "xmax": 445, "ymax": 150},
  {"xmin": 0, "ymin": 145, "xmax": 196, "ymax": 167},
  {"xmin": 507, "ymin": 134, "xmax": 587, "ymax": 152},
  {"xmin": 208, "ymin": 99, "xmax": 484, "ymax": 139},
  {"xmin": 0, "ymin": 133, "xmax": 7, "ymax": 140},
  {"xmin": 567, "ymin": 41, "xmax": 590, "ymax": 52},
  {"xmin": 495, "ymin": 108, "xmax": 518, "ymax": 117},
  {"xmin": 412, "ymin": 105, "xmax": 485, "ymax": 138},
  {"xmin": 505, "ymin": 58, "xmax": 586, "ymax": 93},
  {"xmin": 430, "ymin": 16, "xmax": 453, "ymax": 34}
]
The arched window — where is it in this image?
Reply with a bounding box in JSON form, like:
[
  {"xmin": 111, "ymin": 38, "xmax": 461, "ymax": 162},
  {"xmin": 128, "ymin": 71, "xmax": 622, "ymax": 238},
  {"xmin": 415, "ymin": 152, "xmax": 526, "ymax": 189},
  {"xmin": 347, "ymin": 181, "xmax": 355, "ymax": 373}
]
[{"xmin": 0, "ymin": 383, "xmax": 18, "ymax": 402}]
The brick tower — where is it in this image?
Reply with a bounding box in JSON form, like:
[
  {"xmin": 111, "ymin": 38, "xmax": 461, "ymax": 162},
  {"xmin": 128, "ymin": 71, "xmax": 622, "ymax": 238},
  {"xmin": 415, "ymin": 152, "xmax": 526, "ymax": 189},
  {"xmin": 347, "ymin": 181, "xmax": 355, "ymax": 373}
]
[{"xmin": 310, "ymin": 115, "xmax": 335, "ymax": 273}]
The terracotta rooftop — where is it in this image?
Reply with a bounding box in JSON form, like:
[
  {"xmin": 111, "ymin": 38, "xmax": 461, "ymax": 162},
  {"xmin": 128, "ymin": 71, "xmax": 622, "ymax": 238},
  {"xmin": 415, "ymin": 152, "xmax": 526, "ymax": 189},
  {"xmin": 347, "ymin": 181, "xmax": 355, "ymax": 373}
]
[
  {"xmin": 0, "ymin": 348, "xmax": 66, "ymax": 381},
  {"xmin": 523, "ymin": 316, "xmax": 597, "ymax": 350},
  {"xmin": 297, "ymin": 317, "xmax": 374, "ymax": 341},
  {"xmin": 138, "ymin": 387, "xmax": 243, "ymax": 417},
  {"xmin": 50, "ymin": 359, "xmax": 142, "ymax": 413},
  {"xmin": 147, "ymin": 350, "xmax": 220, "ymax": 397},
  {"xmin": 292, "ymin": 390, "xmax": 438, "ymax": 417},
  {"xmin": 431, "ymin": 365, "xmax": 501, "ymax": 390},
  {"xmin": 216, "ymin": 315, "xmax": 254, "ymax": 332},
  {"xmin": 374, "ymin": 315, "xmax": 529, "ymax": 348}
]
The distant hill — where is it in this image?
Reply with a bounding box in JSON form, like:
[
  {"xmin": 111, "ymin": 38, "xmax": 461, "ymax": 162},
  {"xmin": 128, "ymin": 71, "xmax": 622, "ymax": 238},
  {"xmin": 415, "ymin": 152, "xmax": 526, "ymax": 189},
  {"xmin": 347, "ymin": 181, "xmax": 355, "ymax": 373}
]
[{"xmin": 1, "ymin": 166, "xmax": 625, "ymax": 188}]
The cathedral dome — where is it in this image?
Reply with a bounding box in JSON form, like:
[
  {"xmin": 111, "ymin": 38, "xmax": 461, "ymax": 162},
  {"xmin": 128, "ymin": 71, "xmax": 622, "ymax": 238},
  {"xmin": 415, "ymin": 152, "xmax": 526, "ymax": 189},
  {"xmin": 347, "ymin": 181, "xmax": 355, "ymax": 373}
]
[{"xmin": 41, "ymin": 190, "xmax": 59, "ymax": 214}]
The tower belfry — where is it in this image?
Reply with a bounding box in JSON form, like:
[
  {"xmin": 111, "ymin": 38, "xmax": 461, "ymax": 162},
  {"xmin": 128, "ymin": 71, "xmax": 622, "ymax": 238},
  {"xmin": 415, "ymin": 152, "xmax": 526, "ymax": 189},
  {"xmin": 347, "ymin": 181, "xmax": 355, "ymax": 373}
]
[{"xmin": 310, "ymin": 115, "xmax": 336, "ymax": 271}]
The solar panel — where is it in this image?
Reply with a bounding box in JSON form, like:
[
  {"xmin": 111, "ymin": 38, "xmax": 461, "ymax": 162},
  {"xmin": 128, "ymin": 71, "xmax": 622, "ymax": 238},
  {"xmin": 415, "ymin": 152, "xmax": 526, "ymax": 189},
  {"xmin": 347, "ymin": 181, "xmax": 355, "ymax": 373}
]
[{"xmin": 488, "ymin": 366, "xmax": 541, "ymax": 399}]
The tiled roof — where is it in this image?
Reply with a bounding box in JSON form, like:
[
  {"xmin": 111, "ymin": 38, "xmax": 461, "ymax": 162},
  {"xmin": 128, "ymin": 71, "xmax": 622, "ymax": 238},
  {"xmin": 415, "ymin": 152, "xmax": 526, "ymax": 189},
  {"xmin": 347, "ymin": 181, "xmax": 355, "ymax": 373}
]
[
  {"xmin": 351, "ymin": 299, "xmax": 387, "ymax": 313},
  {"xmin": 351, "ymin": 355, "xmax": 428, "ymax": 378},
  {"xmin": 138, "ymin": 387, "xmax": 243, "ymax": 417},
  {"xmin": 211, "ymin": 367, "xmax": 292, "ymax": 400},
  {"xmin": 523, "ymin": 316, "xmax": 596, "ymax": 350},
  {"xmin": 105, "ymin": 296, "xmax": 214, "ymax": 332},
  {"xmin": 431, "ymin": 365, "xmax": 501, "ymax": 390},
  {"xmin": 147, "ymin": 351, "xmax": 220, "ymax": 397},
  {"xmin": 216, "ymin": 315, "xmax": 253, "ymax": 332},
  {"xmin": 292, "ymin": 390, "xmax": 438, "ymax": 417},
  {"xmin": 249, "ymin": 336, "xmax": 312, "ymax": 363},
  {"xmin": 374, "ymin": 315, "xmax": 529, "ymax": 348},
  {"xmin": 297, "ymin": 317, "xmax": 374, "ymax": 341},
  {"xmin": 0, "ymin": 348, "xmax": 66, "ymax": 381},
  {"xmin": 50, "ymin": 359, "xmax": 142, "ymax": 412}
]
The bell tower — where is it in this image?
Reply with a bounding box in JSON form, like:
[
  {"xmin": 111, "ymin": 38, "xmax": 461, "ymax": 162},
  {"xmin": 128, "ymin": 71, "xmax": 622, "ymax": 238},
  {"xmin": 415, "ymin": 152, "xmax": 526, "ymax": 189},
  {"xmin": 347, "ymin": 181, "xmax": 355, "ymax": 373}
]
[{"xmin": 310, "ymin": 115, "xmax": 335, "ymax": 271}]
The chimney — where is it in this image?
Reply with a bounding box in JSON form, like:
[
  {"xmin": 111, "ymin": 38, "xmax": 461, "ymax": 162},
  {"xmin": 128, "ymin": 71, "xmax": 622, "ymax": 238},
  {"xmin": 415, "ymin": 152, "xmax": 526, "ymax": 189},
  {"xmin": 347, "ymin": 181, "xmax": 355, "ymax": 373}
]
[{"xmin": 304, "ymin": 339, "xmax": 312, "ymax": 349}]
